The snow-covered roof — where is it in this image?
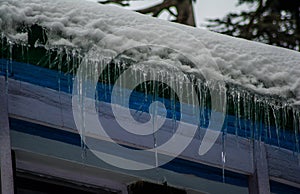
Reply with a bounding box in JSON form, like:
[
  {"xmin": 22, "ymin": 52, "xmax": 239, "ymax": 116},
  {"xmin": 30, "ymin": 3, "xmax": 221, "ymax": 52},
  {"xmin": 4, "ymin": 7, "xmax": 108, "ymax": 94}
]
[{"xmin": 1, "ymin": 0, "xmax": 300, "ymax": 105}]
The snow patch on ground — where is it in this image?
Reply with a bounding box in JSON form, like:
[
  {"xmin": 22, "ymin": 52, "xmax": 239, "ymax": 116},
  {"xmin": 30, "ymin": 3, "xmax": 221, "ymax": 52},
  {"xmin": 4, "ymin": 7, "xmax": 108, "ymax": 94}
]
[{"xmin": 1, "ymin": 0, "xmax": 300, "ymax": 104}]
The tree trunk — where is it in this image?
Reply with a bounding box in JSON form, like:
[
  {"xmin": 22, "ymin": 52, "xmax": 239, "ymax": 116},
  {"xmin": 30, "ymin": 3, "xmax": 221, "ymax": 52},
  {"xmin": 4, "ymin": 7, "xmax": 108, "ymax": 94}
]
[
  {"xmin": 176, "ymin": 0, "xmax": 196, "ymax": 26},
  {"xmin": 102, "ymin": 0, "xmax": 196, "ymax": 27}
]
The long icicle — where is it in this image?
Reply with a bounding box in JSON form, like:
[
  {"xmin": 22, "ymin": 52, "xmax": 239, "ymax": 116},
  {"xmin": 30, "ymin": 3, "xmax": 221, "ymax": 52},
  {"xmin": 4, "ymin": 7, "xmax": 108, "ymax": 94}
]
[
  {"xmin": 293, "ymin": 110, "xmax": 300, "ymax": 166},
  {"xmin": 273, "ymin": 105, "xmax": 281, "ymax": 147},
  {"xmin": 222, "ymin": 93, "xmax": 229, "ymax": 184}
]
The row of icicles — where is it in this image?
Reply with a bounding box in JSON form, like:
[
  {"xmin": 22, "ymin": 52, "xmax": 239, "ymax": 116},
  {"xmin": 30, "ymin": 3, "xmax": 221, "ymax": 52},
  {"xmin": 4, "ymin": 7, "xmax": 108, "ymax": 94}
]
[{"xmin": 1, "ymin": 36, "xmax": 300, "ymax": 183}]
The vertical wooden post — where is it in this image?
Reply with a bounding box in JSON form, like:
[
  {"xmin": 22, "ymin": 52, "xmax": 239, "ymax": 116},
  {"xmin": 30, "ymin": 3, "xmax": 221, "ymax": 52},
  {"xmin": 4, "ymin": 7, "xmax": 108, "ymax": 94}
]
[
  {"xmin": 249, "ymin": 141, "xmax": 270, "ymax": 194},
  {"xmin": 0, "ymin": 77, "xmax": 14, "ymax": 194}
]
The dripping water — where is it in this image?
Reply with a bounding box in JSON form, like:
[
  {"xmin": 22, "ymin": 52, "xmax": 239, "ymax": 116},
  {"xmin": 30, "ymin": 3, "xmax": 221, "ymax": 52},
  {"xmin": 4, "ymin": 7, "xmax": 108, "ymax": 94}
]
[
  {"xmin": 151, "ymin": 70, "xmax": 159, "ymax": 168},
  {"xmin": 79, "ymin": 57, "xmax": 89, "ymax": 160},
  {"xmin": 221, "ymin": 95, "xmax": 229, "ymax": 184}
]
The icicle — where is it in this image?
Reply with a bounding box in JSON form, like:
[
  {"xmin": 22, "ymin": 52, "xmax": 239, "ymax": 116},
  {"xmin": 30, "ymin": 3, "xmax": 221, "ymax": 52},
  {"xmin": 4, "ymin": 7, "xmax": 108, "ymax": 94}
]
[
  {"xmin": 282, "ymin": 104, "xmax": 287, "ymax": 140},
  {"xmin": 160, "ymin": 71, "xmax": 165, "ymax": 105},
  {"xmin": 79, "ymin": 57, "xmax": 88, "ymax": 160},
  {"xmin": 71, "ymin": 49, "xmax": 76, "ymax": 81},
  {"xmin": 123, "ymin": 62, "xmax": 128, "ymax": 106},
  {"xmin": 94, "ymin": 61, "xmax": 99, "ymax": 110},
  {"xmin": 103, "ymin": 60, "xmax": 108, "ymax": 102},
  {"xmin": 65, "ymin": 48, "xmax": 71, "ymax": 93},
  {"xmin": 190, "ymin": 75, "xmax": 196, "ymax": 116},
  {"xmin": 1, "ymin": 33, "xmax": 4, "ymax": 74},
  {"xmin": 107, "ymin": 59, "xmax": 111, "ymax": 89},
  {"xmin": 8, "ymin": 40, "xmax": 13, "ymax": 79},
  {"xmin": 266, "ymin": 103, "xmax": 272, "ymax": 142},
  {"xmin": 222, "ymin": 96, "xmax": 229, "ymax": 184},
  {"xmin": 8, "ymin": 41, "xmax": 12, "ymax": 75},
  {"xmin": 184, "ymin": 74, "xmax": 190, "ymax": 106},
  {"xmin": 229, "ymin": 88, "xmax": 239, "ymax": 147},
  {"xmin": 237, "ymin": 90, "xmax": 241, "ymax": 137},
  {"xmin": 276, "ymin": 105, "xmax": 282, "ymax": 145},
  {"xmin": 256, "ymin": 97, "xmax": 262, "ymax": 143},
  {"xmin": 133, "ymin": 68, "xmax": 144, "ymax": 117},
  {"xmin": 21, "ymin": 43, "xmax": 24, "ymax": 61},
  {"xmin": 118, "ymin": 61, "xmax": 123, "ymax": 107},
  {"xmin": 196, "ymin": 79, "xmax": 203, "ymax": 139},
  {"xmin": 258, "ymin": 99, "xmax": 263, "ymax": 142},
  {"xmin": 221, "ymin": 147, "xmax": 226, "ymax": 183},
  {"xmin": 254, "ymin": 95, "xmax": 258, "ymax": 141},
  {"xmin": 58, "ymin": 48, "xmax": 66, "ymax": 131},
  {"xmin": 57, "ymin": 48, "xmax": 63, "ymax": 92},
  {"xmin": 293, "ymin": 110, "xmax": 300, "ymax": 166},
  {"xmin": 134, "ymin": 65, "xmax": 138, "ymax": 88},
  {"xmin": 151, "ymin": 69, "xmax": 159, "ymax": 168},
  {"xmin": 272, "ymin": 105, "xmax": 281, "ymax": 147},
  {"xmin": 138, "ymin": 66, "xmax": 142, "ymax": 92},
  {"xmin": 113, "ymin": 61, "xmax": 118, "ymax": 103},
  {"xmin": 159, "ymin": 71, "xmax": 164, "ymax": 106},
  {"xmin": 178, "ymin": 75, "xmax": 183, "ymax": 107},
  {"xmin": 248, "ymin": 94, "xmax": 253, "ymax": 141},
  {"xmin": 170, "ymin": 72, "xmax": 176, "ymax": 133},
  {"xmin": 233, "ymin": 89, "xmax": 239, "ymax": 138},
  {"xmin": 143, "ymin": 71, "xmax": 148, "ymax": 100},
  {"xmin": 203, "ymin": 82, "xmax": 208, "ymax": 127},
  {"xmin": 243, "ymin": 91, "xmax": 248, "ymax": 138},
  {"xmin": 26, "ymin": 44, "xmax": 29, "ymax": 65},
  {"xmin": 263, "ymin": 100, "xmax": 269, "ymax": 142},
  {"xmin": 119, "ymin": 62, "xmax": 124, "ymax": 106}
]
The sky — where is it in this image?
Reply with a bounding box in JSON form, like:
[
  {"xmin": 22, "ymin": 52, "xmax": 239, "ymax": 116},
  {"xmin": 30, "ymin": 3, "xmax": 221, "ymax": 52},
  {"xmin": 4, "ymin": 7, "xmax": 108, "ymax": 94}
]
[
  {"xmin": 87, "ymin": 0, "xmax": 249, "ymax": 28},
  {"xmin": 194, "ymin": 0, "xmax": 248, "ymax": 27}
]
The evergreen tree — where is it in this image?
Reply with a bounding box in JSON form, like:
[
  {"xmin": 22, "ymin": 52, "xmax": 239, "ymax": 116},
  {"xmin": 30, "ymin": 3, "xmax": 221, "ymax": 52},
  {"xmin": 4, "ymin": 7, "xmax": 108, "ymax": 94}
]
[
  {"xmin": 207, "ymin": 0, "xmax": 300, "ymax": 51},
  {"xmin": 99, "ymin": 0, "xmax": 196, "ymax": 26}
]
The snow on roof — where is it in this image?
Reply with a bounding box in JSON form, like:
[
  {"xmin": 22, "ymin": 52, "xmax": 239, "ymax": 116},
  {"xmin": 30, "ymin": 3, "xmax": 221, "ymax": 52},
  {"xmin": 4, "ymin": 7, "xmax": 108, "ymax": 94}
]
[{"xmin": 1, "ymin": 0, "xmax": 300, "ymax": 105}]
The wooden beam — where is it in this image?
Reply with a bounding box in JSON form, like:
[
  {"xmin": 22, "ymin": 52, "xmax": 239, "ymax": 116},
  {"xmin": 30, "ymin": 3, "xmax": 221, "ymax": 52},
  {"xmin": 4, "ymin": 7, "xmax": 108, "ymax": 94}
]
[{"xmin": 248, "ymin": 142, "xmax": 270, "ymax": 194}]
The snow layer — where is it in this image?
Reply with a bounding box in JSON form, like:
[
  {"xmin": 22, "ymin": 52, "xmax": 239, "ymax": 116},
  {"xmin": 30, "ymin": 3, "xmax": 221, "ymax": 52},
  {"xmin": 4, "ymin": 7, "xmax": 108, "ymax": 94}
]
[{"xmin": 1, "ymin": 0, "xmax": 300, "ymax": 104}]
